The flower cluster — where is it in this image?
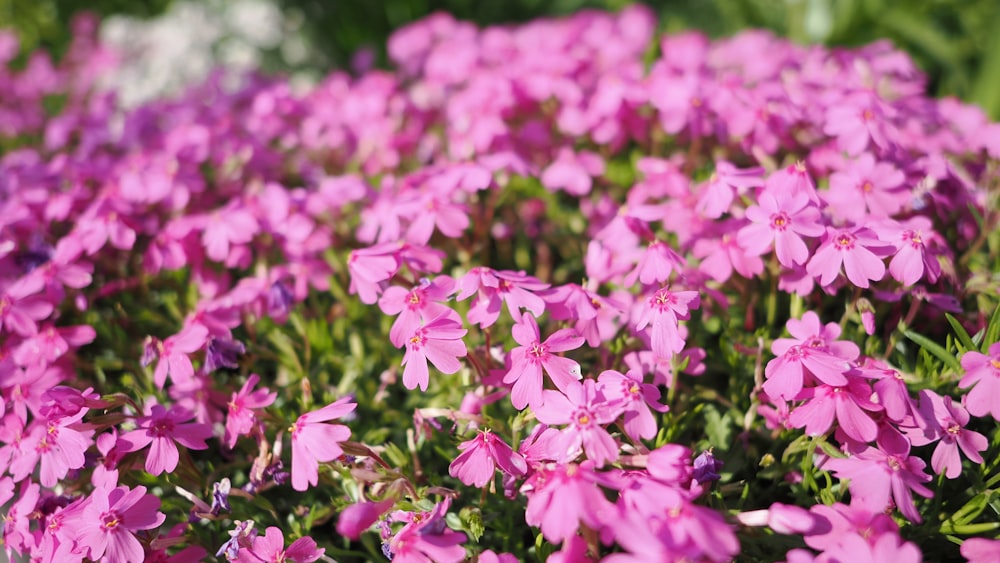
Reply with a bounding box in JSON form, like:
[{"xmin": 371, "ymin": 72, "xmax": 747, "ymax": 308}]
[{"xmin": 1, "ymin": 5, "xmax": 999, "ymax": 563}]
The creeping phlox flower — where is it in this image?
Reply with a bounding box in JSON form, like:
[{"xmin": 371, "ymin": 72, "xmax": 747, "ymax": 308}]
[
  {"xmin": 118, "ymin": 401, "xmax": 213, "ymax": 476},
  {"xmin": 449, "ymin": 429, "xmax": 527, "ymax": 488},
  {"xmin": 289, "ymin": 397, "xmax": 356, "ymax": 491},
  {"xmin": 1, "ymin": 6, "xmax": 999, "ymax": 562},
  {"xmin": 503, "ymin": 313, "xmax": 585, "ymax": 410},
  {"xmin": 400, "ymin": 311, "xmax": 468, "ymax": 391},
  {"xmin": 958, "ymin": 342, "xmax": 1000, "ymax": 421}
]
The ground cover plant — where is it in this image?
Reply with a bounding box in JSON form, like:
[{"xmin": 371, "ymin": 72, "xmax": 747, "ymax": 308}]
[{"xmin": 2, "ymin": 6, "xmax": 1000, "ymax": 562}]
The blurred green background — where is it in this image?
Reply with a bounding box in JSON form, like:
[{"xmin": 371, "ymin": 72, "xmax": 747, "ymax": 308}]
[{"xmin": 2, "ymin": 0, "xmax": 999, "ymax": 118}]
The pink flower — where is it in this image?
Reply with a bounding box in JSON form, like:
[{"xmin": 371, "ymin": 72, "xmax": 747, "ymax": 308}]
[
  {"xmin": 787, "ymin": 376, "xmax": 882, "ymax": 444},
  {"xmin": 457, "ymin": 267, "xmax": 550, "ymax": 328},
  {"xmin": 235, "ymin": 527, "xmax": 324, "ymax": 563},
  {"xmin": 738, "ymin": 190, "xmax": 824, "ymax": 268},
  {"xmin": 336, "ymin": 499, "xmax": 394, "ymax": 540},
  {"xmin": 958, "ymin": 343, "xmax": 1000, "ymax": 421},
  {"xmin": 449, "ymin": 429, "xmax": 528, "ymax": 487},
  {"xmin": 824, "ymin": 444, "xmax": 933, "ymax": 523},
  {"xmin": 387, "ymin": 500, "xmax": 467, "ymax": 563},
  {"xmin": 8, "ymin": 415, "xmax": 93, "ymax": 487},
  {"xmin": 909, "ymin": 390, "xmax": 987, "ymax": 479},
  {"xmin": 824, "ymin": 93, "xmax": 895, "ymax": 156},
  {"xmin": 379, "ymin": 276, "xmax": 457, "ymax": 347},
  {"xmin": 119, "ymin": 402, "xmax": 213, "ymax": 476},
  {"xmin": 0, "ymin": 275, "xmax": 54, "ymax": 336},
  {"xmin": 534, "ymin": 380, "xmax": 622, "ymax": 466},
  {"xmin": 962, "ymin": 538, "xmax": 1000, "ymax": 563},
  {"xmin": 289, "ymin": 397, "xmax": 356, "ymax": 491},
  {"xmin": 202, "ymin": 206, "xmax": 259, "ymax": 263},
  {"xmin": 77, "ymin": 485, "xmax": 166, "ymax": 563},
  {"xmin": 634, "ymin": 286, "xmax": 700, "ymax": 360},
  {"xmin": 825, "ymin": 154, "xmax": 907, "ymax": 221},
  {"xmin": 806, "ymin": 227, "xmax": 893, "ymax": 288},
  {"xmin": 541, "ymin": 148, "xmax": 605, "ymax": 196},
  {"xmin": 695, "ymin": 161, "xmax": 765, "ymax": 219},
  {"xmin": 145, "ymin": 323, "xmax": 209, "ymax": 388},
  {"xmin": 503, "ymin": 314, "xmax": 585, "ymax": 410},
  {"xmin": 886, "ymin": 217, "xmax": 942, "ymax": 286},
  {"xmin": 623, "ymin": 239, "xmax": 685, "ymax": 288},
  {"xmin": 597, "ymin": 368, "xmax": 668, "ymax": 441},
  {"xmin": 523, "ymin": 461, "xmax": 615, "ymax": 543},
  {"xmin": 347, "ymin": 243, "xmax": 401, "ymax": 305},
  {"xmin": 401, "ymin": 312, "xmax": 468, "ymax": 392},
  {"xmin": 225, "ymin": 374, "xmax": 277, "ymax": 449}
]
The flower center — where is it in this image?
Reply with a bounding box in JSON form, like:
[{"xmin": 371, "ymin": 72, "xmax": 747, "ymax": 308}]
[
  {"xmin": 835, "ymin": 233, "xmax": 855, "ymax": 249},
  {"xmin": 150, "ymin": 419, "xmax": 175, "ymax": 437},
  {"xmin": 770, "ymin": 212, "xmax": 790, "ymax": 231},
  {"xmin": 102, "ymin": 511, "xmax": 122, "ymax": 530},
  {"xmin": 529, "ymin": 343, "xmax": 546, "ymax": 359},
  {"xmin": 861, "ymin": 181, "xmax": 874, "ymax": 193}
]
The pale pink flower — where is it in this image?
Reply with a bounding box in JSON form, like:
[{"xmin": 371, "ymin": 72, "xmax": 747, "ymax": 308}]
[{"xmin": 289, "ymin": 397, "xmax": 356, "ymax": 491}]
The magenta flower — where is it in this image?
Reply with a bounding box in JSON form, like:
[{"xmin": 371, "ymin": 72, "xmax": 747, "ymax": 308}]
[
  {"xmin": 634, "ymin": 286, "xmax": 700, "ymax": 360},
  {"xmin": 540, "ymin": 147, "xmax": 605, "ymax": 196},
  {"xmin": 347, "ymin": 243, "xmax": 401, "ymax": 305},
  {"xmin": 379, "ymin": 275, "xmax": 457, "ymax": 347},
  {"xmin": 825, "ymin": 444, "xmax": 933, "ymax": 523},
  {"xmin": 523, "ymin": 461, "xmax": 615, "ymax": 543},
  {"xmin": 289, "ymin": 396, "xmax": 356, "ymax": 491},
  {"xmin": 201, "ymin": 205, "xmax": 259, "ymax": 263},
  {"xmin": 534, "ymin": 381, "xmax": 622, "ymax": 466},
  {"xmin": 909, "ymin": 390, "xmax": 987, "ymax": 479},
  {"xmin": 787, "ymin": 376, "xmax": 882, "ymax": 444},
  {"xmin": 695, "ymin": 161, "xmax": 765, "ymax": 219},
  {"xmin": 824, "ymin": 93, "xmax": 895, "ymax": 156},
  {"xmin": 145, "ymin": 323, "xmax": 209, "ymax": 388},
  {"xmin": 119, "ymin": 402, "xmax": 213, "ymax": 476},
  {"xmin": 0, "ymin": 275, "xmax": 54, "ymax": 336},
  {"xmin": 387, "ymin": 500, "xmax": 467, "ymax": 563},
  {"xmin": 456, "ymin": 267, "xmax": 549, "ymax": 328},
  {"xmin": 825, "ymin": 153, "xmax": 907, "ymax": 221},
  {"xmin": 78, "ymin": 485, "xmax": 166, "ymax": 563},
  {"xmin": 336, "ymin": 499, "xmax": 394, "ymax": 540},
  {"xmin": 13, "ymin": 323, "xmax": 96, "ymax": 366},
  {"xmin": 597, "ymin": 368, "xmax": 668, "ymax": 441},
  {"xmin": 958, "ymin": 343, "xmax": 1000, "ymax": 421},
  {"xmin": 623, "ymin": 238, "xmax": 685, "ymax": 288},
  {"xmin": 401, "ymin": 312, "xmax": 467, "ymax": 392},
  {"xmin": 503, "ymin": 314, "xmax": 585, "ymax": 410},
  {"xmin": 886, "ymin": 217, "xmax": 942, "ymax": 286},
  {"xmin": 738, "ymin": 190, "xmax": 824, "ymax": 268},
  {"xmin": 449, "ymin": 429, "xmax": 528, "ymax": 487},
  {"xmin": 8, "ymin": 416, "xmax": 93, "ymax": 487},
  {"xmin": 235, "ymin": 526, "xmax": 324, "ymax": 563},
  {"xmin": 806, "ymin": 227, "xmax": 893, "ymax": 288},
  {"xmin": 225, "ymin": 374, "xmax": 277, "ymax": 448}
]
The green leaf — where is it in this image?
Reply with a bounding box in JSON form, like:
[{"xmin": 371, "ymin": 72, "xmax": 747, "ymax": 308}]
[
  {"xmin": 703, "ymin": 404, "xmax": 732, "ymax": 448},
  {"xmin": 983, "ymin": 302, "xmax": 1000, "ymax": 352},
  {"xmin": 459, "ymin": 506, "xmax": 485, "ymax": 543},
  {"xmin": 904, "ymin": 329, "xmax": 962, "ymax": 373},
  {"xmin": 946, "ymin": 313, "xmax": 977, "ymax": 353}
]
